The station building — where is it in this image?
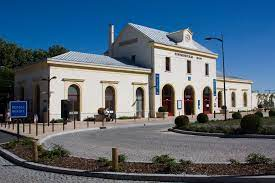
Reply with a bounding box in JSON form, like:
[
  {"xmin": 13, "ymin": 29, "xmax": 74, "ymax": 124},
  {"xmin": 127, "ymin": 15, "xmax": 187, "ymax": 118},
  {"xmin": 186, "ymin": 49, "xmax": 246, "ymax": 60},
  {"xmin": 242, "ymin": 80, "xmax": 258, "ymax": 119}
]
[{"xmin": 14, "ymin": 23, "xmax": 253, "ymax": 121}]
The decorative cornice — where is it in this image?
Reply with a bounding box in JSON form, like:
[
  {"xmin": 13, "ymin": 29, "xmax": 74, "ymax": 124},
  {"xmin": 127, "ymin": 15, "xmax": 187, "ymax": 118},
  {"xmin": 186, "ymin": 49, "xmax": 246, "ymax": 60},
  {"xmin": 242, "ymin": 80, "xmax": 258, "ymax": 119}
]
[
  {"xmin": 62, "ymin": 78, "xmax": 85, "ymax": 82},
  {"xmin": 100, "ymin": 80, "xmax": 119, "ymax": 84},
  {"xmin": 131, "ymin": 82, "xmax": 148, "ymax": 85}
]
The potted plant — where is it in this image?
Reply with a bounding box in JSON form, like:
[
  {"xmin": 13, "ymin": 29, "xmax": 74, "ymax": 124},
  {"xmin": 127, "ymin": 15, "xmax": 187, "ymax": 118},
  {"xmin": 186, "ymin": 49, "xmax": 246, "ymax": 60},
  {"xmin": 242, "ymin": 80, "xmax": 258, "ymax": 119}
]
[
  {"xmin": 156, "ymin": 106, "xmax": 168, "ymax": 118},
  {"xmin": 220, "ymin": 105, "xmax": 227, "ymax": 114},
  {"xmin": 95, "ymin": 107, "xmax": 106, "ymax": 121}
]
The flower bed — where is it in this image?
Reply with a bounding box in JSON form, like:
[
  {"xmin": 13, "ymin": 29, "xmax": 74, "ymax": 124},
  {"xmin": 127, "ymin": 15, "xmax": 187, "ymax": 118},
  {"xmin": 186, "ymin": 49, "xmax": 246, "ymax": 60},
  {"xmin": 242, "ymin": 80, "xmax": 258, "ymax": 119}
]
[{"xmin": 1, "ymin": 138, "xmax": 275, "ymax": 176}]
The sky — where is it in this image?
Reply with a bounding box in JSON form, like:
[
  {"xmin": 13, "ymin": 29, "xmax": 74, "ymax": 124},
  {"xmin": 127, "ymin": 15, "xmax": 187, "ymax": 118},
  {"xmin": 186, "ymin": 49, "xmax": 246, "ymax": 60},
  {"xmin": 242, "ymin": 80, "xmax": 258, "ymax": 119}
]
[{"xmin": 0, "ymin": 0, "xmax": 274, "ymax": 91}]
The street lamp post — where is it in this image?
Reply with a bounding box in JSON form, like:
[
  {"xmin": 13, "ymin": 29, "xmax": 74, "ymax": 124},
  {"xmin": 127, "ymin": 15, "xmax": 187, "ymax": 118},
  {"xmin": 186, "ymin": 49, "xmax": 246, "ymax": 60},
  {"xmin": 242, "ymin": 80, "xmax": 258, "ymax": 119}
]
[
  {"xmin": 205, "ymin": 35, "xmax": 227, "ymax": 121},
  {"xmin": 42, "ymin": 76, "xmax": 57, "ymax": 126}
]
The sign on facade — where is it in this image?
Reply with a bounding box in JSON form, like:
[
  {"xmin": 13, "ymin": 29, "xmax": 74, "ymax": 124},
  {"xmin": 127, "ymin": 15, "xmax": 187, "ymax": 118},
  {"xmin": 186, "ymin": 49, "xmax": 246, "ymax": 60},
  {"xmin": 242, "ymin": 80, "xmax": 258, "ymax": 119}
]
[
  {"xmin": 155, "ymin": 73, "xmax": 160, "ymax": 95},
  {"xmin": 9, "ymin": 101, "xmax": 28, "ymax": 118},
  {"xmin": 177, "ymin": 100, "xmax": 182, "ymax": 109},
  {"xmin": 213, "ymin": 79, "xmax": 217, "ymax": 96}
]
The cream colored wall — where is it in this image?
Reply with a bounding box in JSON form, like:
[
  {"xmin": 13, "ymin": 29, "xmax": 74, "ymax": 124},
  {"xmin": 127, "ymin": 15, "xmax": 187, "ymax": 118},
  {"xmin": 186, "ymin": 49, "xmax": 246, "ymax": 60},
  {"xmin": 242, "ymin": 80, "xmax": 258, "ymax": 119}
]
[
  {"xmin": 14, "ymin": 62, "xmax": 49, "ymax": 120},
  {"xmin": 153, "ymin": 47, "xmax": 217, "ymax": 115},
  {"xmin": 216, "ymin": 78, "xmax": 252, "ymax": 112},
  {"xmin": 49, "ymin": 65, "xmax": 149, "ymax": 120}
]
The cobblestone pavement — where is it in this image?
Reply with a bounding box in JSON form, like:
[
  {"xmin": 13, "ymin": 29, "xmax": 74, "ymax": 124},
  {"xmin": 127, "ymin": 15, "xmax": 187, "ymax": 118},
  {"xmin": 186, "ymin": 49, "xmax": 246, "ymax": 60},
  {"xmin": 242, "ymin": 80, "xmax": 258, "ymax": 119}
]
[
  {"xmin": 0, "ymin": 156, "xmax": 155, "ymax": 183},
  {"xmin": 44, "ymin": 124, "xmax": 275, "ymax": 163}
]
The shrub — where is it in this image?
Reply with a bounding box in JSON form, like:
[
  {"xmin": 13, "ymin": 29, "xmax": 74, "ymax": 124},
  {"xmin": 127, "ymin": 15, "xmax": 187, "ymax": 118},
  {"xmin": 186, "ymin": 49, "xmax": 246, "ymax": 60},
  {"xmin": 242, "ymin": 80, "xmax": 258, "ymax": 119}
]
[
  {"xmin": 240, "ymin": 114, "xmax": 261, "ymax": 133},
  {"xmin": 269, "ymin": 109, "xmax": 275, "ymax": 117},
  {"xmin": 40, "ymin": 144, "xmax": 70, "ymax": 160},
  {"xmin": 255, "ymin": 111, "xmax": 264, "ymax": 118},
  {"xmin": 221, "ymin": 105, "xmax": 227, "ymax": 110},
  {"xmin": 175, "ymin": 115, "xmax": 189, "ymax": 128},
  {"xmin": 152, "ymin": 154, "xmax": 176, "ymax": 164},
  {"xmin": 246, "ymin": 153, "xmax": 272, "ymax": 164},
  {"xmin": 118, "ymin": 154, "xmax": 127, "ymax": 163},
  {"xmin": 232, "ymin": 112, "xmax": 242, "ymax": 119},
  {"xmin": 258, "ymin": 104, "xmax": 263, "ymax": 109},
  {"xmin": 98, "ymin": 108, "xmax": 105, "ymax": 115},
  {"xmin": 228, "ymin": 159, "xmax": 241, "ymax": 165},
  {"xmin": 158, "ymin": 106, "xmax": 167, "ymax": 113},
  {"xmin": 97, "ymin": 157, "xmax": 111, "ymax": 166},
  {"xmin": 50, "ymin": 119, "xmax": 65, "ymax": 123},
  {"xmin": 83, "ymin": 117, "xmax": 95, "ymax": 121},
  {"xmin": 179, "ymin": 159, "xmax": 192, "ymax": 166},
  {"xmin": 197, "ymin": 113, "xmax": 209, "ymax": 123}
]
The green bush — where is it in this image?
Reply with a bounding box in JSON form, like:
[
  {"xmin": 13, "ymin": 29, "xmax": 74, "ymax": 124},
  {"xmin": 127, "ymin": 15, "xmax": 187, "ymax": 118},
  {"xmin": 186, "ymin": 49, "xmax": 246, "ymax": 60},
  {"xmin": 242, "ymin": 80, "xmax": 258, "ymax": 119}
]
[
  {"xmin": 246, "ymin": 153, "xmax": 272, "ymax": 164},
  {"xmin": 152, "ymin": 154, "xmax": 176, "ymax": 164},
  {"xmin": 50, "ymin": 119, "xmax": 65, "ymax": 123},
  {"xmin": 255, "ymin": 111, "xmax": 264, "ymax": 118},
  {"xmin": 97, "ymin": 157, "xmax": 111, "ymax": 166},
  {"xmin": 83, "ymin": 117, "xmax": 95, "ymax": 121},
  {"xmin": 40, "ymin": 144, "xmax": 70, "ymax": 160},
  {"xmin": 179, "ymin": 159, "xmax": 192, "ymax": 166},
  {"xmin": 269, "ymin": 109, "xmax": 275, "ymax": 117},
  {"xmin": 158, "ymin": 106, "xmax": 167, "ymax": 112},
  {"xmin": 258, "ymin": 104, "xmax": 263, "ymax": 109},
  {"xmin": 197, "ymin": 113, "xmax": 209, "ymax": 123},
  {"xmin": 232, "ymin": 112, "xmax": 242, "ymax": 119},
  {"xmin": 228, "ymin": 158, "xmax": 241, "ymax": 165},
  {"xmin": 118, "ymin": 154, "xmax": 127, "ymax": 163},
  {"xmin": 175, "ymin": 115, "xmax": 189, "ymax": 128},
  {"xmin": 240, "ymin": 114, "xmax": 261, "ymax": 133}
]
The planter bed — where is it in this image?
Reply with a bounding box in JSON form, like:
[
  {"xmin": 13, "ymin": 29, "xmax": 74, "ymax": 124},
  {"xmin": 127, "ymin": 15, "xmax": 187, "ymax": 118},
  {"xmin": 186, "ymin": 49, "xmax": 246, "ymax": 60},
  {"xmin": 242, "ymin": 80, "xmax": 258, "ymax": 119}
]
[{"xmin": 1, "ymin": 141, "xmax": 275, "ymax": 176}]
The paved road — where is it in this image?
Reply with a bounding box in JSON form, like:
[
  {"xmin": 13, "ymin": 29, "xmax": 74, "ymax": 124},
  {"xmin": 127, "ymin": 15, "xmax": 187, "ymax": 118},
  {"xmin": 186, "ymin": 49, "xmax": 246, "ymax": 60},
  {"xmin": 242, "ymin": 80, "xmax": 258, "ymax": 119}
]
[{"xmin": 44, "ymin": 124, "xmax": 275, "ymax": 163}]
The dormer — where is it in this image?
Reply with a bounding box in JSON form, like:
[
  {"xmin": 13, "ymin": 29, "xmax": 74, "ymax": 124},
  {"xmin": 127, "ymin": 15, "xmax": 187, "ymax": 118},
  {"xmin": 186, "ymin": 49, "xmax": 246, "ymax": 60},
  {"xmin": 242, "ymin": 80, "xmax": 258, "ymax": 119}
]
[{"xmin": 167, "ymin": 28, "xmax": 193, "ymax": 46}]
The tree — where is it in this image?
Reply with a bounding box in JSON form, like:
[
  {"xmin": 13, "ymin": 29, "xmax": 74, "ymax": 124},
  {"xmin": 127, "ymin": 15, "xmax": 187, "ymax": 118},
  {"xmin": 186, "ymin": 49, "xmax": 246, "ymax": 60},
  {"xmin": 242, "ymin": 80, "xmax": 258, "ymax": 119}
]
[{"xmin": 48, "ymin": 45, "xmax": 68, "ymax": 58}]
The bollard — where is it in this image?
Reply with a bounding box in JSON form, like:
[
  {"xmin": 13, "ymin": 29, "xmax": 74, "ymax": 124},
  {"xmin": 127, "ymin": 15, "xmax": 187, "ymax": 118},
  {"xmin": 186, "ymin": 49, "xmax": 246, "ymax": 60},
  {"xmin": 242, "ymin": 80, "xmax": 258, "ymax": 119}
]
[
  {"xmin": 148, "ymin": 112, "xmax": 150, "ymax": 122},
  {"xmin": 12, "ymin": 120, "xmax": 14, "ymax": 130},
  {"xmin": 52, "ymin": 120, "xmax": 54, "ymax": 132},
  {"xmin": 36, "ymin": 121, "xmax": 38, "ymax": 136},
  {"xmin": 23, "ymin": 119, "xmax": 25, "ymax": 133},
  {"xmin": 87, "ymin": 120, "xmax": 89, "ymax": 128},
  {"xmin": 32, "ymin": 140, "xmax": 38, "ymax": 162},
  {"xmin": 43, "ymin": 121, "xmax": 45, "ymax": 134},
  {"xmin": 214, "ymin": 111, "xmax": 216, "ymax": 119},
  {"xmin": 115, "ymin": 113, "xmax": 117, "ymax": 123},
  {"xmin": 112, "ymin": 148, "xmax": 118, "ymax": 171},
  {"xmin": 134, "ymin": 113, "xmax": 136, "ymax": 122},
  {"xmin": 63, "ymin": 121, "xmax": 65, "ymax": 131},
  {"xmin": 29, "ymin": 120, "xmax": 31, "ymax": 134}
]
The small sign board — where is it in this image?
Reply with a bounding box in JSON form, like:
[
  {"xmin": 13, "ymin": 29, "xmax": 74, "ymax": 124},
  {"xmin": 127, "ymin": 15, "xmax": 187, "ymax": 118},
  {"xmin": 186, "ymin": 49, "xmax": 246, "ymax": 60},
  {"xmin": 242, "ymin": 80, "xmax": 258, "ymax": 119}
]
[
  {"xmin": 177, "ymin": 100, "xmax": 182, "ymax": 109},
  {"xmin": 155, "ymin": 73, "xmax": 160, "ymax": 95},
  {"xmin": 9, "ymin": 101, "xmax": 27, "ymax": 118}
]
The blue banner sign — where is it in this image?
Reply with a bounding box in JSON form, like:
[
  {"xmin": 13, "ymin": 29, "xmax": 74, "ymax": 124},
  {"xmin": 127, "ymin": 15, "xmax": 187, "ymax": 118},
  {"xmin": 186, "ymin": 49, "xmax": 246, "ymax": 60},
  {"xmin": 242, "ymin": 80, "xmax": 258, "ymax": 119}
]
[
  {"xmin": 198, "ymin": 100, "xmax": 200, "ymax": 110},
  {"xmin": 10, "ymin": 101, "xmax": 28, "ymax": 118},
  {"xmin": 213, "ymin": 79, "xmax": 217, "ymax": 96},
  {"xmin": 177, "ymin": 100, "xmax": 182, "ymax": 109},
  {"xmin": 155, "ymin": 73, "xmax": 160, "ymax": 95}
]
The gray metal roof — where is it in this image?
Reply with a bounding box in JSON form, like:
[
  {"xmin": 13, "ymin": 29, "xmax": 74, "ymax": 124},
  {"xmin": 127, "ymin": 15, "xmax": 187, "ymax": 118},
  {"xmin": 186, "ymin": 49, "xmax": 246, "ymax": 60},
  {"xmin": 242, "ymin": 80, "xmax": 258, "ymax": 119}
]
[
  {"xmin": 49, "ymin": 51, "xmax": 149, "ymax": 71},
  {"xmin": 216, "ymin": 71, "xmax": 244, "ymax": 80},
  {"xmin": 128, "ymin": 23, "xmax": 214, "ymax": 54}
]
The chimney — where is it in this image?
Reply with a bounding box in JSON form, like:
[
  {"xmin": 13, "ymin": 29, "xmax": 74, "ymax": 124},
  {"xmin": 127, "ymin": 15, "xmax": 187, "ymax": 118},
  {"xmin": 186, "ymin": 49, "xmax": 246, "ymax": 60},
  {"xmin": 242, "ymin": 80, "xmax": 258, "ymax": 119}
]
[{"xmin": 108, "ymin": 24, "xmax": 114, "ymax": 56}]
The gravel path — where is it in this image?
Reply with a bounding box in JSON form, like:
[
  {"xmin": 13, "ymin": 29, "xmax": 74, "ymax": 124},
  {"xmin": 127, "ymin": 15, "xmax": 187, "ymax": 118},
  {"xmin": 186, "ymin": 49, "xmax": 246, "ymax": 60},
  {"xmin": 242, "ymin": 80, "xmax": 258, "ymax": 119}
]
[{"xmin": 43, "ymin": 124, "xmax": 275, "ymax": 163}]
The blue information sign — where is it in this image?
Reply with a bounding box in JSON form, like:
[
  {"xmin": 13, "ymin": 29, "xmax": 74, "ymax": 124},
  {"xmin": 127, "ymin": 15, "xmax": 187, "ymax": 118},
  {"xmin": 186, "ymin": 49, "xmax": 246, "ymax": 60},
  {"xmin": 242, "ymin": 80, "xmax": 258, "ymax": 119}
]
[
  {"xmin": 198, "ymin": 100, "xmax": 201, "ymax": 110},
  {"xmin": 10, "ymin": 101, "xmax": 28, "ymax": 118},
  {"xmin": 155, "ymin": 73, "xmax": 160, "ymax": 95},
  {"xmin": 213, "ymin": 79, "xmax": 217, "ymax": 96}
]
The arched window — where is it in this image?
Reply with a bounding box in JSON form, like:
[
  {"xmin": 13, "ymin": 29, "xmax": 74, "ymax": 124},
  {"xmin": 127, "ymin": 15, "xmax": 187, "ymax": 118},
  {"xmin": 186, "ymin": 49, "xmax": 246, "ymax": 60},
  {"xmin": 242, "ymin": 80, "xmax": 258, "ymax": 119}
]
[
  {"xmin": 231, "ymin": 92, "xmax": 236, "ymax": 107},
  {"xmin": 218, "ymin": 91, "xmax": 223, "ymax": 108},
  {"xmin": 243, "ymin": 92, "xmax": 248, "ymax": 107},
  {"xmin": 105, "ymin": 86, "xmax": 115, "ymax": 111},
  {"xmin": 68, "ymin": 84, "xmax": 80, "ymax": 121}
]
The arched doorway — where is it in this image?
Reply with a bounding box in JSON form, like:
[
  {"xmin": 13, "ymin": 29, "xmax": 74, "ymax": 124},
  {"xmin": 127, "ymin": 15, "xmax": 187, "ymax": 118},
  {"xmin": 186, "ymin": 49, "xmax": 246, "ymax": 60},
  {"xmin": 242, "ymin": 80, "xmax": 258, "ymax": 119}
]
[
  {"xmin": 203, "ymin": 87, "xmax": 212, "ymax": 114},
  {"xmin": 218, "ymin": 91, "xmax": 223, "ymax": 108},
  {"xmin": 68, "ymin": 84, "xmax": 80, "ymax": 121},
  {"xmin": 136, "ymin": 87, "xmax": 144, "ymax": 118},
  {"xmin": 105, "ymin": 86, "xmax": 116, "ymax": 111},
  {"xmin": 162, "ymin": 84, "xmax": 174, "ymax": 116},
  {"xmin": 184, "ymin": 86, "xmax": 195, "ymax": 115}
]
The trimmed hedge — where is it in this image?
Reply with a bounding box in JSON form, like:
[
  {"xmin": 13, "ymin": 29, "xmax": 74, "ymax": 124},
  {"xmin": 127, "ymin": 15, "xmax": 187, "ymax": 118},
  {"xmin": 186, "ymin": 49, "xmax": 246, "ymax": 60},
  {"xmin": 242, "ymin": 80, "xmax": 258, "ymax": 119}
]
[
  {"xmin": 98, "ymin": 108, "xmax": 105, "ymax": 115},
  {"xmin": 232, "ymin": 112, "xmax": 242, "ymax": 119},
  {"xmin": 175, "ymin": 115, "xmax": 189, "ymax": 128},
  {"xmin": 240, "ymin": 114, "xmax": 261, "ymax": 133},
  {"xmin": 255, "ymin": 111, "xmax": 264, "ymax": 118},
  {"xmin": 197, "ymin": 113, "xmax": 209, "ymax": 123},
  {"xmin": 269, "ymin": 109, "xmax": 275, "ymax": 117}
]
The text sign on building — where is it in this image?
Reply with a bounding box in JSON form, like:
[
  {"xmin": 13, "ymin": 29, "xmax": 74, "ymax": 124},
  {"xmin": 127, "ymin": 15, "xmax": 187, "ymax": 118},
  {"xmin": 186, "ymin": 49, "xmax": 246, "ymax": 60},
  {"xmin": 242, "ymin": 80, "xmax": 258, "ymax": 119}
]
[
  {"xmin": 177, "ymin": 100, "xmax": 182, "ymax": 109},
  {"xmin": 155, "ymin": 73, "xmax": 160, "ymax": 95},
  {"xmin": 10, "ymin": 101, "xmax": 28, "ymax": 118},
  {"xmin": 213, "ymin": 79, "xmax": 217, "ymax": 96}
]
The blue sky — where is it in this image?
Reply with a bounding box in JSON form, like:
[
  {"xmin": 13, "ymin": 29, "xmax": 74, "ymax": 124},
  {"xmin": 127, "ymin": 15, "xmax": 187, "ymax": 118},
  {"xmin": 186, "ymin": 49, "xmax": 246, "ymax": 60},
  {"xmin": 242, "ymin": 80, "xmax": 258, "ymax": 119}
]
[{"xmin": 0, "ymin": 0, "xmax": 274, "ymax": 91}]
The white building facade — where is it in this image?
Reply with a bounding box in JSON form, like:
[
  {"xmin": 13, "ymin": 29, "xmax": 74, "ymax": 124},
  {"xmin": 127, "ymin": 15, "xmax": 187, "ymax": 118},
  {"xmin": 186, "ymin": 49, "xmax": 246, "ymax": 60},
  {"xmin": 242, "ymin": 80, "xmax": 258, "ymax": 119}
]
[{"xmin": 14, "ymin": 23, "xmax": 253, "ymax": 121}]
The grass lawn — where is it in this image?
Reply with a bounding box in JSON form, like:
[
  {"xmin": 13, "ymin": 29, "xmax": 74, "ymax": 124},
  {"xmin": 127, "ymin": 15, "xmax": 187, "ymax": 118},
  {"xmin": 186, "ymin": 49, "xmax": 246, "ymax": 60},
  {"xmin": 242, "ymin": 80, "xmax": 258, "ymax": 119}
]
[{"xmin": 177, "ymin": 117, "xmax": 275, "ymax": 135}]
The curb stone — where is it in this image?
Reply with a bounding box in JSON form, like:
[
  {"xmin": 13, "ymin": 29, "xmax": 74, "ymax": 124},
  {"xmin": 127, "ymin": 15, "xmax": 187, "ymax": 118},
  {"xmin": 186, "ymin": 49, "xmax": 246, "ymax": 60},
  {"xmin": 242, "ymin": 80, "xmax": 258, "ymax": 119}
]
[
  {"xmin": 169, "ymin": 128, "xmax": 275, "ymax": 139},
  {"xmin": 0, "ymin": 147, "xmax": 275, "ymax": 182}
]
